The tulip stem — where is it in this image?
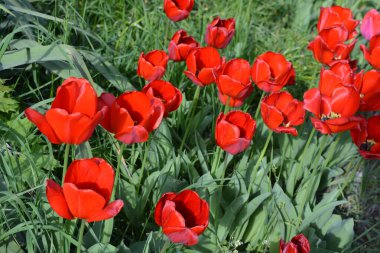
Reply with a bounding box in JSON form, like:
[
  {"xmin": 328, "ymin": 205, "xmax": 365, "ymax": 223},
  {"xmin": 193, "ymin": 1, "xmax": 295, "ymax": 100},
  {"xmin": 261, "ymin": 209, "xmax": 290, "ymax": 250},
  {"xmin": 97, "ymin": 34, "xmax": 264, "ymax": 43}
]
[
  {"xmin": 179, "ymin": 85, "xmax": 201, "ymax": 151},
  {"xmin": 247, "ymin": 131, "xmax": 273, "ymax": 194},
  {"xmin": 76, "ymin": 219, "xmax": 86, "ymax": 253},
  {"xmin": 61, "ymin": 144, "xmax": 71, "ymax": 184},
  {"xmin": 159, "ymin": 240, "xmax": 171, "ymax": 253},
  {"xmin": 112, "ymin": 143, "xmax": 125, "ymax": 200}
]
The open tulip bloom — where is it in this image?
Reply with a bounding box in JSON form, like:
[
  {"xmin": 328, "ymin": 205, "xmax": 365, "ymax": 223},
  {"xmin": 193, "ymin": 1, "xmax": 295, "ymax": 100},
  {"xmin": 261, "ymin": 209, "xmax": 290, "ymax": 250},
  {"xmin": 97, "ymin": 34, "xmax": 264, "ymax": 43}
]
[
  {"xmin": 163, "ymin": 0, "xmax": 194, "ymax": 22},
  {"xmin": 137, "ymin": 50, "xmax": 169, "ymax": 81},
  {"xmin": 154, "ymin": 190, "xmax": 209, "ymax": 246},
  {"xmin": 24, "ymin": 77, "xmax": 104, "ymax": 145},
  {"xmin": 46, "ymin": 158, "xmax": 124, "ymax": 222},
  {"xmin": 280, "ymin": 234, "xmax": 310, "ymax": 253},
  {"xmin": 351, "ymin": 115, "xmax": 380, "ymax": 159},
  {"xmin": 360, "ymin": 34, "xmax": 380, "ymax": 69},
  {"xmin": 168, "ymin": 29, "xmax": 199, "ymax": 62}
]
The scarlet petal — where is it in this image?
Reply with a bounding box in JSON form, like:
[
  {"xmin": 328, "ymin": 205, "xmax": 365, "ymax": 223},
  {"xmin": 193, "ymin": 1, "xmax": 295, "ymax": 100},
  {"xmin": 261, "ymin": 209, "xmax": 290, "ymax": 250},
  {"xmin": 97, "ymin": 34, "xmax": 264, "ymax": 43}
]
[
  {"xmin": 368, "ymin": 115, "xmax": 380, "ymax": 141},
  {"xmin": 281, "ymin": 242, "xmax": 298, "ymax": 253},
  {"xmin": 24, "ymin": 108, "xmax": 61, "ymax": 144},
  {"xmin": 303, "ymin": 88, "xmax": 322, "ymax": 116},
  {"xmin": 46, "ymin": 179, "xmax": 73, "ymax": 219},
  {"xmin": 291, "ymin": 234, "xmax": 311, "ymax": 253},
  {"xmin": 115, "ymin": 125, "xmax": 149, "ymax": 144},
  {"xmin": 197, "ymin": 68, "xmax": 217, "ymax": 86},
  {"xmin": 261, "ymin": 102, "xmax": 284, "ymax": 129},
  {"xmin": 86, "ymin": 200, "xmax": 124, "ymax": 222},
  {"xmin": 165, "ymin": 227, "xmax": 199, "ymax": 246},
  {"xmin": 331, "ymin": 86, "xmax": 360, "ymax": 117},
  {"xmin": 174, "ymin": 190, "xmax": 209, "ymax": 228},
  {"xmin": 251, "ymin": 58, "xmax": 271, "ymax": 84},
  {"xmin": 154, "ymin": 193, "xmax": 176, "ymax": 226}
]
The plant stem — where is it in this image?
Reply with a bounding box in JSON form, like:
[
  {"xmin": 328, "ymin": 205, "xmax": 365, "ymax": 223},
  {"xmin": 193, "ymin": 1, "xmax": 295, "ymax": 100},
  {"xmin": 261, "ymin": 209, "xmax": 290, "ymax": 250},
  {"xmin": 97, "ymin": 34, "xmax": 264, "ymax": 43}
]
[
  {"xmin": 76, "ymin": 220, "xmax": 86, "ymax": 253},
  {"xmin": 138, "ymin": 140, "xmax": 151, "ymax": 193},
  {"xmin": 61, "ymin": 144, "xmax": 71, "ymax": 184},
  {"xmin": 159, "ymin": 240, "xmax": 171, "ymax": 253},
  {"xmin": 111, "ymin": 143, "xmax": 125, "ymax": 201}
]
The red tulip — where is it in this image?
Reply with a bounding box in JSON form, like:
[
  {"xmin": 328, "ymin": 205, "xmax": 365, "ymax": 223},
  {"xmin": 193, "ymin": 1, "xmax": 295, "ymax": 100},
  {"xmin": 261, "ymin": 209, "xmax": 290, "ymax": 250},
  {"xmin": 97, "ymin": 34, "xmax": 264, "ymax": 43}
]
[
  {"xmin": 303, "ymin": 68, "xmax": 362, "ymax": 134},
  {"xmin": 154, "ymin": 190, "xmax": 209, "ymax": 246},
  {"xmin": 184, "ymin": 47, "xmax": 224, "ymax": 87},
  {"xmin": 350, "ymin": 115, "xmax": 380, "ymax": 159},
  {"xmin": 142, "ymin": 80, "xmax": 183, "ymax": 117},
  {"xmin": 261, "ymin": 92, "xmax": 305, "ymax": 136},
  {"xmin": 97, "ymin": 92, "xmax": 117, "ymax": 132},
  {"xmin": 101, "ymin": 91, "xmax": 164, "ymax": 144},
  {"xmin": 328, "ymin": 60, "xmax": 362, "ymax": 85},
  {"xmin": 317, "ymin": 6, "xmax": 359, "ymax": 39},
  {"xmin": 308, "ymin": 26, "xmax": 356, "ymax": 66},
  {"xmin": 354, "ymin": 70, "xmax": 380, "ymax": 111},
  {"xmin": 280, "ymin": 234, "xmax": 310, "ymax": 253},
  {"xmin": 217, "ymin": 58, "xmax": 253, "ymax": 107},
  {"xmin": 168, "ymin": 30, "xmax": 199, "ymax": 62},
  {"xmin": 361, "ymin": 9, "xmax": 380, "ymax": 40},
  {"xmin": 46, "ymin": 158, "xmax": 124, "ymax": 222},
  {"xmin": 205, "ymin": 17, "xmax": 236, "ymax": 49},
  {"xmin": 24, "ymin": 77, "xmax": 103, "ymax": 145},
  {"xmin": 215, "ymin": 110, "xmax": 256, "ymax": 155},
  {"xmin": 251, "ymin": 51, "xmax": 295, "ymax": 92},
  {"xmin": 360, "ymin": 34, "xmax": 380, "ymax": 69},
  {"xmin": 137, "ymin": 50, "xmax": 169, "ymax": 81},
  {"xmin": 164, "ymin": 0, "xmax": 194, "ymax": 22}
]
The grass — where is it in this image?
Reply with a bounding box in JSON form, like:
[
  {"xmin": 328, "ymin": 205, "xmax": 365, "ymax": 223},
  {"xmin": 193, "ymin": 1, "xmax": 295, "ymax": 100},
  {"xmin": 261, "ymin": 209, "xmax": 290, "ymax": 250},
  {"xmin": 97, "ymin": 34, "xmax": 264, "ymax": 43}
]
[{"xmin": 1, "ymin": 0, "xmax": 380, "ymax": 252}]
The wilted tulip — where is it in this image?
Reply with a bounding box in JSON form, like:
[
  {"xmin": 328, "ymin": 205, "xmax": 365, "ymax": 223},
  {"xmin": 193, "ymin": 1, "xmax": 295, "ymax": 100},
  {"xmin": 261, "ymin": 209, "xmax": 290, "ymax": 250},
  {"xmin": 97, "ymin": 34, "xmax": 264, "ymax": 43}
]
[
  {"xmin": 154, "ymin": 190, "xmax": 209, "ymax": 246},
  {"xmin": 168, "ymin": 30, "xmax": 199, "ymax": 62},
  {"xmin": 46, "ymin": 158, "xmax": 124, "ymax": 222},
  {"xmin": 251, "ymin": 51, "xmax": 295, "ymax": 92},
  {"xmin": 205, "ymin": 17, "xmax": 236, "ymax": 49},
  {"xmin": 25, "ymin": 77, "xmax": 103, "ymax": 145},
  {"xmin": 164, "ymin": 0, "xmax": 194, "ymax": 22},
  {"xmin": 137, "ymin": 50, "xmax": 169, "ymax": 81}
]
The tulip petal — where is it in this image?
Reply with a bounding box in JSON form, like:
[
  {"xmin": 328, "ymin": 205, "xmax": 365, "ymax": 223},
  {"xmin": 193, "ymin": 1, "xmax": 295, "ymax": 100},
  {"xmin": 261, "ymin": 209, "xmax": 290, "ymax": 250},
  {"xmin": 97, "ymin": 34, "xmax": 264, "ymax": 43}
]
[
  {"xmin": 165, "ymin": 227, "xmax": 199, "ymax": 246},
  {"xmin": 46, "ymin": 179, "xmax": 73, "ymax": 219},
  {"xmin": 261, "ymin": 102, "xmax": 284, "ymax": 129},
  {"xmin": 303, "ymin": 88, "xmax": 322, "ymax": 116},
  {"xmin": 86, "ymin": 200, "xmax": 124, "ymax": 222},
  {"xmin": 174, "ymin": 190, "xmax": 209, "ymax": 228},
  {"xmin": 154, "ymin": 192, "xmax": 177, "ymax": 226},
  {"xmin": 368, "ymin": 115, "xmax": 380, "ymax": 141},
  {"xmin": 331, "ymin": 86, "xmax": 360, "ymax": 117},
  {"xmin": 115, "ymin": 125, "xmax": 149, "ymax": 144}
]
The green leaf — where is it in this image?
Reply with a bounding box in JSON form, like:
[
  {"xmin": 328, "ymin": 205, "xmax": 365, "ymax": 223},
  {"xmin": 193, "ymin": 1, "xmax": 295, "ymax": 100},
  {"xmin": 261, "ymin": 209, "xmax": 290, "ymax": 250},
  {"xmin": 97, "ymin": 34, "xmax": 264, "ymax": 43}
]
[
  {"xmin": 325, "ymin": 218, "xmax": 354, "ymax": 251},
  {"xmin": 88, "ymin": 243, "xmax": 116, "ymax": 253}
]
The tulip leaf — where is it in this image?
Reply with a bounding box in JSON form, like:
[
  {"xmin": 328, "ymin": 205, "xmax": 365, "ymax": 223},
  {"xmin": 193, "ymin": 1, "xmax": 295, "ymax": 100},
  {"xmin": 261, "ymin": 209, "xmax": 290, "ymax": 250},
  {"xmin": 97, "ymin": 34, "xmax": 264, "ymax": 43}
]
[{"xmin": 88, "ymin": 243, "xmax": 116, "ymax": 253}]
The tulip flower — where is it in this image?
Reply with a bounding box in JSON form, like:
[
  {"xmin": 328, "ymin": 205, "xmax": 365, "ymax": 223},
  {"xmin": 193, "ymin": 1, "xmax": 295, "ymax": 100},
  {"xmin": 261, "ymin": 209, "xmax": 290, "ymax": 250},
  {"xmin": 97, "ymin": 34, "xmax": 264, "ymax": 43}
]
[
  {"xmin": 317, "ymin": 6, "xmax": 359, "ymax": 39},
  {"xmin": 154, "ymin": 190, "xmax": 209, "ymax": 246},
  {"xmin": 303, "ymin": 68, "xmax": 362, "ymax": 134},
  {"xmin": 168, "ymin": 30, "xmax": 199, "ymax": 62},
  {"xmin": 261, "ymin": 92, "xmax": 305, "ymax": 136},
  {"xmin": 142, "ymin": 80, "xmax": 183, "ymax": 117},
  {"xmin": 100, "ymin": 91, "xmax": 164, "ymax": 144},
  {"xmin": 251, "ymin": 51, "xmax": 295, "ymax": 92},
  {"xmin": 328, "ymin": 60, "xmax": 362, "ymax": 85},
  {"xmin": 137, "ymin": 50, "xmax": 169, "ymax": 81},
  {"xmin": 46, "ymin": 158, "xmax": 124, "ymax": 222},
  {"xmin": 184, "ymin": 47, "xmax": 224, "ymax": 87},
  {"xmin": 280, "ymin": 234, "xmax": 310, "ymax": 253},
  {"xmin": 215, "ymin": 110, "xmax": 256, "ymax": 155},
  {"xmin": 205, "ymin": 17, "xmax": 236, "ymax": 49},
  {"xmin": 217, "ymin": 58, "xmax": 253, "ymax": 107},
  {"xmin": 97, "ymin": 92, "xmax": 116, "ymax": 131},
  {"xmin": 350, "ymin": 115, "xmax": 380, "ymax": 159},
  {"xmin": 353, "ymin": 70, "xmax": 380, "ymax": 111},
  {"xmin": 360, "ymin": 34, "xmax": 380, "ymax": 69},
  {"xmin": 308, "ymin": 26, "xmax": 356, "ymax": 66},
  {"xmin": 163, "ymin": 0, "xmax": 194, "ymax": 22},
  {"xmin": 361, "ymin": 9, "xmax": 380, "ymax": 40},
  {"xmin": 24, "ymin": 77, "xmax": 103, "ymax": 145}
]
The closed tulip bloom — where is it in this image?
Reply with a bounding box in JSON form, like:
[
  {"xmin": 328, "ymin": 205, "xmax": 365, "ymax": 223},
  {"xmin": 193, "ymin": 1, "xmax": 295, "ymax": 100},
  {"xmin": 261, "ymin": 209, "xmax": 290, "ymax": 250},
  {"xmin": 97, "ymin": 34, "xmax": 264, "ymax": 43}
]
[
  {"xmin": 303, "ymin": 69, "xmax": 362, "ymax": 134},
  {"xmin": 353, "ymin": 70, "xmax": 380, "ymax": 112},
  {"xmin": 361, "ymin": 9, "xmax": 380, "ymax": 40},
  {"xmin": 168, "ymin": 30, "xmax": 199, "ymax": 62},
  {"xmin": 205, "ymin": 17, "xmax": 236, "ymax": 49},
  {"xmin": 142, "ymin": 80, "xmax": 183, "ymax": 117},
  {"xmin": 154, "ymin": 190, "xmax": 209, "ymax": 246},
  {"xmin": 350, "ymin": 115, "xmax": 380, "ymax": 159},
  {"xmin": 137, "ymin": 50, "xmax": 169, "ymax": 81},
  {"xmin": 46, "ymin": 158, "xmax": 124, "ymax": 222},
  {"xmin": 24, "ymin": 77, "xmax": 103, "ymax": 145},
  {"xmin": 215, "ymin": 111, "xmax": 256, "ymax": 155},
  {"xmin": 317, "ymin": 6, "xmax": 359, "ymax": 39},
  {"xmin": 261, "ymin": 92, "xmax": 305, "ymax": 136},
  {"xmin": 360, "ymin": 34, "xmax": 380, "ymax": 69},
  {"xmin": 164, "ymin": 0, "xmax": 194, "ymax": 22},
  {"xmin": 280, "ymin": 234, "xmax": 310, "ymax": 253},
  {"xmin": 184, "ymin": 47, "xmax": 224, "ymax": 87},
  {"xmin": 308, "ymin": 26, "xmax": 356, "ymax": 66},
  {"xmin": 251, "ymin": 51, "xmax": 295, "ymax": 92},
  {"xmin": 217, "ymin": 58, "xmax": 253, "ymax": 107},
  {"xmin": 102, "ymin": 91, "xmax": 164, "ymax": 144}
]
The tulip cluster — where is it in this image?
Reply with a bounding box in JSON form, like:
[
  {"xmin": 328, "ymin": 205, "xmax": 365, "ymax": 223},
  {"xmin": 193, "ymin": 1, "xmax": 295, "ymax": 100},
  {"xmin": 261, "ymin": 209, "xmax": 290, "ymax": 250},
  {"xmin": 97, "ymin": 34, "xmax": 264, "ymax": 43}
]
[{"xmin": 304, "ymin": 6, "xmax": 380, "ymax": 159}]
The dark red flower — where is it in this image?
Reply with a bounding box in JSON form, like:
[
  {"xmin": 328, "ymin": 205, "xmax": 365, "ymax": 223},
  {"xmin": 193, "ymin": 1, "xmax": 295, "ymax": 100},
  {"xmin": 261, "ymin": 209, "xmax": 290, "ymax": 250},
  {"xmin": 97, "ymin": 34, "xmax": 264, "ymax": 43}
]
[
  {"xmin": 205, "ymin": 17, "xmax": 236, "ymax": 49},
  {"xmin": 280, "ymin": 234, "xmax": 310, "ymax": 253},
  {"xmin": 46, "ymin": 158, "xmax": 124, "ymax": 222},
  {"xmin": 351, "ymin": 115, "xmax": 380, "ymax": 159},
  {"xmin": 24, "ymin": 77, "xmax": 103, "ymax": 145},
  {"xmin": 303, "ymin": 68, "xmax": 362, "ymax": 134},
  {"xmin": 261, "ymin": 92, "xmax": 305, "ymax": 136},
  {"xmin": 168, "ymin": 30, "xmax": 199, "ymax": 62},
  {"xmin": 361, "ymin": 9, "xmax": 380, "ymax": 40},
  {"xmin": 353, "ymin": 70, "xmax": 380, "ymax": 111},
  {"xmin": 217, "ymin": 58, "xmax": 253, "ymax": 107},
  {"xmin": 154, "ymin": 190, "xmax": 209, "ymax": 246},
  {"xmin": 317, "ymin": 6, "xmax": 359, "ymax": 39},
  {"xmin": 101, "ymin": 91, "xmax": 164, "ymax": 144},
  {"xmin": 215, "ymin": 110, "xmax": 256, "ymax": 155},
  {"xmin": 251, "ymin": 51, "xmax": 295, "ymax": 92},
  {"xmin": 137, "ymin": 50, "xmax": 169, "ymax": 81},
  {"xmin": 184, "ymin": 47, "xmax": 224, "ymax": 87},
  {"xmin": 164, "ymin": 0, "xmax": 194, "ymax": 22},
  {"xmin": 360, "ymin": 34, "xmax": 380, "ymax": 69},
  {"xmin": 142, "ymin": 80, "xmax": 183, "ymax": 117},
  {"xmin": 308, "ymin": 26, "xmax": 356, "ymax": 66}
]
